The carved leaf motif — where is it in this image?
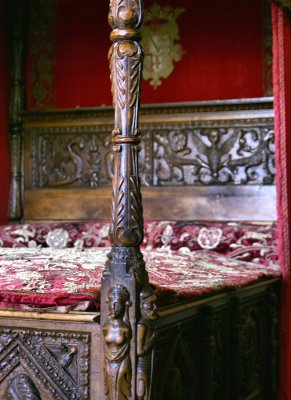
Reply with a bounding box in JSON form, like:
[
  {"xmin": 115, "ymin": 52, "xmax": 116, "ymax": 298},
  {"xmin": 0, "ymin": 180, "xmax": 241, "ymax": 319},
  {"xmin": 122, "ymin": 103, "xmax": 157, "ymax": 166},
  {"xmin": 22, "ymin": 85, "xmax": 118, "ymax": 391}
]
[
  {"xmin": 129, "ymin": 51, "xmax": 142, "ymax": 109},
  {"xmin": 220, "ymin": 129, "xmax": 238, "ymax": 155},
  {"xmin": 110, "ymin": 45, "xmax": 126, "ymax": 111}
]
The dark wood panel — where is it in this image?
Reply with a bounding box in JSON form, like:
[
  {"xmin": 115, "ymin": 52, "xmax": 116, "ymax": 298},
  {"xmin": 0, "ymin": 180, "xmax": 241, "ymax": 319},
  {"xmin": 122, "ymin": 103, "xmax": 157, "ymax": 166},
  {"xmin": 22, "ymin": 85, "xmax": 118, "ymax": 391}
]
[
  {"xmin": 24, "ymin": 109, "xmax": 275, "ymax": 189},
  {"xmin": 0, "ymin": 278, "xmax": 280, "ymax": 400},
  {"xmin": 19, "ymin": 99, "xmax": 276, "ymax": 223},
  {"xmin": 0, "ymin": 317, "xmax": 102, "ymax": 399},
  {"xmin": 24, "ymin": 185, "xmax": 276, "ymax": 222}
]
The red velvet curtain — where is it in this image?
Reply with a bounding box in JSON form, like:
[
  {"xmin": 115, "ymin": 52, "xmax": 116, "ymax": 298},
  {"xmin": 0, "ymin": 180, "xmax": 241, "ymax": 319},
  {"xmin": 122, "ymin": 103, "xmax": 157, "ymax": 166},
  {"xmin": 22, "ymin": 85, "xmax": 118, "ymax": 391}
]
[
  {"xmin": 0, "ymin": 0, "xmax": 10, "ymax": 224},
  {"xmin": 272, "ymin": 4, "xmax": 291, "ymax": 400}
]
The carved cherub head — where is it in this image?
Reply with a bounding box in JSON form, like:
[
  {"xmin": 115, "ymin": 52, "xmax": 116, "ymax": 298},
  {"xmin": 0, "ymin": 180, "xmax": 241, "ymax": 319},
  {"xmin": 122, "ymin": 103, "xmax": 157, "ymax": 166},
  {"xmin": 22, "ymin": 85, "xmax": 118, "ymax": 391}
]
[
  {"xmin": 107, "ymin": 285, "xmax": 130, "ymax": 319},
  {"xmin": 171, "ymin": 132, "xmax": 187, "ymax": 152},
  {"xmin": 140, "ymin": 285, "xmax": 158, "ymax": 320},
  {"xmin": 207, "ymin": 129, "xmax": 220, "ymax": 145}
]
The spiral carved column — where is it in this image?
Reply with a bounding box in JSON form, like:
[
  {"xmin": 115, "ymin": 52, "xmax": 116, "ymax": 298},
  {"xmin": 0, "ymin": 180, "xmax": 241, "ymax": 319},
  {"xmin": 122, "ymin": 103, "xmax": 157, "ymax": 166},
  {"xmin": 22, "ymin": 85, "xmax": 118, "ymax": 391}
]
[{"xmin": 101, "ymin": 1, "xmax": 157, "ymax": 399}]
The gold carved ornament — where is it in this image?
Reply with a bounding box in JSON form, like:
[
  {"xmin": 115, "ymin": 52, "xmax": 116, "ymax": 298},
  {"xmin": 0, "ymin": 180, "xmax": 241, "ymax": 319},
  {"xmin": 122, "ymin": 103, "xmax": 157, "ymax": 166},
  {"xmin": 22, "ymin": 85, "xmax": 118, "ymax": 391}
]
[{"xmin": 141, "ymin": 4, "xmax": 185, "ymax": 89}]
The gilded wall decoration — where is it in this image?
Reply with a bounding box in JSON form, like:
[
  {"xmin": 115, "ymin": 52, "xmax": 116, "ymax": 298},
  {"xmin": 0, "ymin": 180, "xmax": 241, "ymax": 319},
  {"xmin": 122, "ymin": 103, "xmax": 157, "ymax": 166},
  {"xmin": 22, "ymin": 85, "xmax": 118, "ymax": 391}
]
[
  {"xmin": 28, "ymin": 0, "xmax": 56, "ymax": 110},
  {"xmin": 141, "ymin": 4, "xmax": 185, "ymax": 88}
]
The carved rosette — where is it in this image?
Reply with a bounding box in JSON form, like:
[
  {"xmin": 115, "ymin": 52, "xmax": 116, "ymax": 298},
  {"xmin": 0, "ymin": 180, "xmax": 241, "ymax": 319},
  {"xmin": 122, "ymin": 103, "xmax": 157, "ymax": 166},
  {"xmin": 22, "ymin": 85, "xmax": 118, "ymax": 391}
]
[{"xmin": 108, "ymin": 0, "xmax": 144, "ymax": 249}]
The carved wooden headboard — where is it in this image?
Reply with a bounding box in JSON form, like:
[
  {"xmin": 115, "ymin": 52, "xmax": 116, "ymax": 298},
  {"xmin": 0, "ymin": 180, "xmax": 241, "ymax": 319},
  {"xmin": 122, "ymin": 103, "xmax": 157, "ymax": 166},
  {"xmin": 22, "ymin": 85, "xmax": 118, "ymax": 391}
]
[{"xmin": 20, "ymin": 97, "xmax": 276, "ymax": 222}]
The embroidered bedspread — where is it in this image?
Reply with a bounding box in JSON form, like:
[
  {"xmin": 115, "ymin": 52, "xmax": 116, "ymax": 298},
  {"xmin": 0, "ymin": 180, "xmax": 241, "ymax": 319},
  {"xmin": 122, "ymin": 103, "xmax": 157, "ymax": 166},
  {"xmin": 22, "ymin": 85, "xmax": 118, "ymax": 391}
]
[
  {"xmin": 0, "ymin": 248, "xmax": 280, "ymax": 311},
  {"xmin": 0, "ymin": 220, "xmax": 280, "ymax": 311}
]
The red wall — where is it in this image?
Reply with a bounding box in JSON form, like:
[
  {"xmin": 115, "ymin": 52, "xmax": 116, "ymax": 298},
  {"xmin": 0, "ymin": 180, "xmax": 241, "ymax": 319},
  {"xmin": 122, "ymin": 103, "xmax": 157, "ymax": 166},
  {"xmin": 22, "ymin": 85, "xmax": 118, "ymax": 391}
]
[
  {"xmin": 0, "ymin": 0, "xmax": 10, "ymax": 224},
  {"xmin": 141, "ymin": 0, "xmax": 265, "ymax": 104},
  {"xmin": 54, "ymin": 0, "xmax": 111, "ymax": 108},
  {"xmin": 30, "ymin": 0, "xmax": 266, "ymax": 109}
]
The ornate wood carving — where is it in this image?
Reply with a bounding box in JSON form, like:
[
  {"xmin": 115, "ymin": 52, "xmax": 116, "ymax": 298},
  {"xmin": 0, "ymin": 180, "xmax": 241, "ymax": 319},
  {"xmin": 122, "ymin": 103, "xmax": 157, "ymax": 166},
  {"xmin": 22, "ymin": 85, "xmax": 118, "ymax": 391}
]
[
  {"xmin": 152, "ymin": 316, "xmax": 200, "ymax": 399},
  {"xmin": 103, "ymin": 285, "xmax": 132, "ymax": 399},
  {"xmin": 101, "ymin": 1, "xmax": 157, "ymax": 399},
  {"xmin": 136, "ymin": 285, "xmax": 158, "ymax": 400},
  {"xmin": 0, "ymin": 327, "xmax": 91, "ymax": 399},
  {"xmin": 28, "ymin": 122, "xmax": 275, "ymax": 189},
  {"xmin": 5, "ymin": 374, "xmax": 42, "ymax": 400},
  {"xmin": 154, "ymin": 126, "xmax": 275, "ymax": 185},
  {"xmin": 8, "ymin": 0, "xmax": 26, "ymax": 221},
  {"xmin": 30, "ymin": 131, "xmax": 111, "ymax": 188},
  {"xmin": 108, "ymin": 0, "xmax": 144, "ymax": 249}
]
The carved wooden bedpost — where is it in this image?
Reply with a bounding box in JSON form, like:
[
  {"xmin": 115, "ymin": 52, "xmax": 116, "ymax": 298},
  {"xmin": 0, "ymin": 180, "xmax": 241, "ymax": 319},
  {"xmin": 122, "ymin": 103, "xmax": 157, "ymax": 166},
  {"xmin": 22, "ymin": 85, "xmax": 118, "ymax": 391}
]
[
  {"xmin": 101, "ymin": 1, "xmax": 157, "ymax": 399},
  {"xmin": 8, "ymin": 0, "xmax": 26, "ymax": 221}
]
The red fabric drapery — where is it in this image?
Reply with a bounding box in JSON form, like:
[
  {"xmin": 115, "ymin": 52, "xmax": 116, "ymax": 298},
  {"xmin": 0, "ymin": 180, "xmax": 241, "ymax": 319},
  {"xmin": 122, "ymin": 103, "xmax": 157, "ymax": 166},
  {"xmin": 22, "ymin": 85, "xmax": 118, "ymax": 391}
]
[{"xmin": 272, "ymin": 3, "xmax": 291, "ymax": 399}]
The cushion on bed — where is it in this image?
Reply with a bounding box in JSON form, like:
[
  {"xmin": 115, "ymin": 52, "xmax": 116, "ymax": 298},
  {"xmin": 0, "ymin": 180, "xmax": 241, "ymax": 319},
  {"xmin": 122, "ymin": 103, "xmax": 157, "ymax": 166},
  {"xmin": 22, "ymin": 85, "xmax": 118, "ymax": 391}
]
[
  {"xmin": 0, "ymin": 247, "xmax": 281, "ymax": 311},
  {"xmin": 144, "ymin": 220, "xmax": 278, "ymax": 266},
  {"xmin": 0, "ymin": 222, "xmax": 111, "ymax": 249},
  {"xmin": 0, "ymin": 221, "xmax": 278, "ymax": 266}
]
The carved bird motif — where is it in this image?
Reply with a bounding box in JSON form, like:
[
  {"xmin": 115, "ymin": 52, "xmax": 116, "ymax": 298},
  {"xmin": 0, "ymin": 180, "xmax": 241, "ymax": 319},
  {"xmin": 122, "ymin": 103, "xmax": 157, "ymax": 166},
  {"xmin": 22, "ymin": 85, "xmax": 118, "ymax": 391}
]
[
  {"xmin": 191, "ymin": 129, "xmax": 238, "ymax": 179},
  {"xmin": 49, "ymin": 139, "xmax": 86, "ymax": 187}
]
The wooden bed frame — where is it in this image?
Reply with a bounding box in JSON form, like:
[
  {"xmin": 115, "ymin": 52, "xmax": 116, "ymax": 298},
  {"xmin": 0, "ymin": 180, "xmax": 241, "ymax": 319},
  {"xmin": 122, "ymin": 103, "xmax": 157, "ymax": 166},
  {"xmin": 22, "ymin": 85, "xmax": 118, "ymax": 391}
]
[
  {"xmin": 20, "ymin": 97, "xmax": 276, "ymax": 223},
  {"xmin": 0, "ymin": 1, "xmax": 282, "ymax": 399}
]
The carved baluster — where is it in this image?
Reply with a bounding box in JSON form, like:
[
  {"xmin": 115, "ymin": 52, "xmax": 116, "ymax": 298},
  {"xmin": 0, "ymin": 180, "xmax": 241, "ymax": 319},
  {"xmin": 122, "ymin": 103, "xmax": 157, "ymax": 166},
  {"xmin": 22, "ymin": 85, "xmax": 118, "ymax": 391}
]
[
  {"xmin": 101, "ymin": 1, "xmax": 157, "ymax": 399},
  {"xmin": 7, "ymin": 0, "xmax": 26, "ymax": 221}
]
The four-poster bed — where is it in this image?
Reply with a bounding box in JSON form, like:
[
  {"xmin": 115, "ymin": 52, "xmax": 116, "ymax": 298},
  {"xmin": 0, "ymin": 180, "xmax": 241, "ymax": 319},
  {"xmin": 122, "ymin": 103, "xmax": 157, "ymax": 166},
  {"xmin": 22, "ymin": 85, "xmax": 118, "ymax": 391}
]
[{"xmin": 1, "ymin": 0, "xmax": 290, "ymax": 399}]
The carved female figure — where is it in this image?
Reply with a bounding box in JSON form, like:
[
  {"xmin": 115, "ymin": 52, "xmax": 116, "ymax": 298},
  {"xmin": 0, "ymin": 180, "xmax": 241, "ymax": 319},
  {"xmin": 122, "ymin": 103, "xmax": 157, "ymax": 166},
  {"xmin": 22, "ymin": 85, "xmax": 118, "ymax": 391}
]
[
  {"xmin": 102, "ymin": 285, "xmax": 132, "ymax": 400},
  {"xmin": 136, "ymin": 285, "xmax": 158, "ymax": 400}
]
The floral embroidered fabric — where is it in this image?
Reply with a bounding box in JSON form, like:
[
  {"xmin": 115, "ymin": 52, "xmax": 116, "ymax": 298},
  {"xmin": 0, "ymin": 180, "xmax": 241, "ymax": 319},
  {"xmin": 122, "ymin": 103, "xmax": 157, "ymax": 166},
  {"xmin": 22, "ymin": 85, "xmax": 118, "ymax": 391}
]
[
  {"xmin": 0, "ymin": 220, "xmax": 278, "ymax": 266},
  {"xmin": 0, "ymin": 247, "xmax": 280, "ymax": 311}
]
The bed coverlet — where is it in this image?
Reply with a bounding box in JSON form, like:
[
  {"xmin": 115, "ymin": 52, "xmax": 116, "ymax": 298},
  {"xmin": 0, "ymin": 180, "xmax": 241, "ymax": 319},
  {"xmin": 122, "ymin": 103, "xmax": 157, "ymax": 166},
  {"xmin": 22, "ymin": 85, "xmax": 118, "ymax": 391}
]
[
  {"xmin": 0, "ymin": 247, "xmax": 280, "ymax": 311},
  {"xmin": 0, "ymin": 220, "xmax": 279, "ymax": 310}
]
